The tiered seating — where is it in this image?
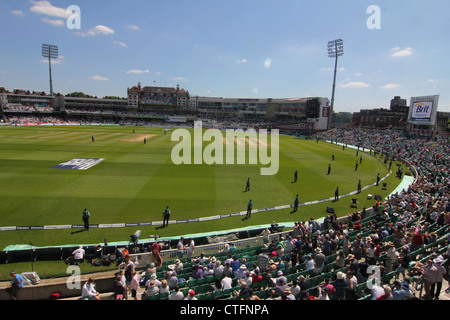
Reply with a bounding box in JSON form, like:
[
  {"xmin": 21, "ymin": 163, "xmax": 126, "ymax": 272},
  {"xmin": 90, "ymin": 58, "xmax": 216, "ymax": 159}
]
[{"xmin": 133, "ymin": 128, "xmax": 449, "ymax": 301}]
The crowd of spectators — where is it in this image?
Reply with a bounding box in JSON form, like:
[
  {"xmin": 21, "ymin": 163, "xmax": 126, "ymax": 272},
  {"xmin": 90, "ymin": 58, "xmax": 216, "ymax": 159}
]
[
  {"xmin": 119, "ymin": 127, "xmax": 449, "ymax": 301},
  {"xmin": 5, "ymin": 115, "xmax": 70, "ymax": 124},
  {"xmin": 3, "ymin": 104, "xmax": 53, "ymax": 113}
]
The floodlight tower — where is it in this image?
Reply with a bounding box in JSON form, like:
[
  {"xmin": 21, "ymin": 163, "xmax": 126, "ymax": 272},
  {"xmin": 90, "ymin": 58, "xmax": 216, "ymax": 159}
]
[
  {"xmin": 327, "ymin": 39, "xmax": 344, "ymax": 129},
  {"xmin": 41, "ymin": 44, "xmax": 59, "ymax": 96}
]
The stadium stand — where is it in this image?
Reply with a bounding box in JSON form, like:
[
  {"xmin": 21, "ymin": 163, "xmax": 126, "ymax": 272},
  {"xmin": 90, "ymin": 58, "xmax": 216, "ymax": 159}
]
[{"xmin": 123, "ymin": 128, "xmax": 449, "ymax": 301}]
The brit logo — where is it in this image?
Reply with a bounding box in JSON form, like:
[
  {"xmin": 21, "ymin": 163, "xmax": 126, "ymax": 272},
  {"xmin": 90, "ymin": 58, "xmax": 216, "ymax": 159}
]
[{"xmin": 51, "ymin": 158, "xmax": 105, "ymax": 170}]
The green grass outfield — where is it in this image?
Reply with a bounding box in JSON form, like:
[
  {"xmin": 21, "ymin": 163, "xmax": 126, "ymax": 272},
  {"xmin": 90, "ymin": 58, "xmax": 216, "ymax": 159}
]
[{"xmin": 0, "ymin": 125, "xmax": 409, "ymax": 249}]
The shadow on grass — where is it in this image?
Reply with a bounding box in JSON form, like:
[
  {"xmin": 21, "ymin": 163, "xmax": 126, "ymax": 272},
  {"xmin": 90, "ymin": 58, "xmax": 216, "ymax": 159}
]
[{"xmin": 70, "ymin": 229, "xmax": 88, "ymax": 235}]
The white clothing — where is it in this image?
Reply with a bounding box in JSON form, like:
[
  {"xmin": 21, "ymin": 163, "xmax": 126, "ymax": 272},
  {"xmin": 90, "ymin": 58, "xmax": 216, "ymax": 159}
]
[{"xmin": 81, "ymin": 282, "xmax": 97, "ymax": 299}]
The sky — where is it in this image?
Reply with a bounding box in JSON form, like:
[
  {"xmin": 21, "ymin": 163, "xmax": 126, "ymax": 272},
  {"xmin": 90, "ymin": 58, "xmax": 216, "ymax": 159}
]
[{"xmin": 0, "ymin": 0, "xmax": 449, "ymax": 113}]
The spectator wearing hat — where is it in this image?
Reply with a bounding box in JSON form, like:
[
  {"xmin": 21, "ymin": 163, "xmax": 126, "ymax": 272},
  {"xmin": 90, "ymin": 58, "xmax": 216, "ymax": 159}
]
[
  {"xmin": 213, "ymin": 259, "xmax": 224, "ymax": 277},
  {"xmin": 185, "ymin": 290, "xmax": 198, "ymax": 300},
  {"xmin": 431, "ymin": 256, "xmax": 446, "ymax": 300},
  {"xmin": 428, "ymin": 232, "xmax": 438, "ymax": 244},
  {"xmin": 146, "ymin": 279, "xmax": 160, "ymax": 298},
  {"xmin": 313, "ymin": 248, "xmax": 326, "ymax": 275},
  {"xmin": 173, "ymin": 259, "xmax": 183, "ymax": 274},
  {"xmin": 386, "ymin": 242, "xmax": 398, "ymax": 273},
  {"xmin": 333, "ymin": 272, "xmax": 347, "ymax": 300},
  {"xmin": 159, "ymin": 279, "xmax": 170, "ymax": 295},
  {"xmin": 283, "ymin": 287, "xmax": 296, "ymax": 300},
  {"xmin": 146, "ymin": 273, "xmax": 161, "ymax": 288},
  {"xmin": 422, "ymin": 259, "xmax": 437, "ymax": 299},
  {"xmin": 235, "ymin": 264, "xmax": 248, "ymax": 279},
  {"xmin": 166, "ymin": 271, "xmax": 178, "ymax": 289},
  {"xmin": 274, "ymin": 270, "xmax": 287, "ymax": 286},
  {"xmin": 166, "ymin": 263, "xmax": 177, "ymax": 276},
  {"xmin": 268, "ymin": 259, "xmax": 278, "ymax": 271}
]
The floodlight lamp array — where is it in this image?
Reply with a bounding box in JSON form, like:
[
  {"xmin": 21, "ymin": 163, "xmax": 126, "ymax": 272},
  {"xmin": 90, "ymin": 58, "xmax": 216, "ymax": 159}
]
[{"xmin": 41, "ymin": 44, "xmax": 59, "ymax": 59}]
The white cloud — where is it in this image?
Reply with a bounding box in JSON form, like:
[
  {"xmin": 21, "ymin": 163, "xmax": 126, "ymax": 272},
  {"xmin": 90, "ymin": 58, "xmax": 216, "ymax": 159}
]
[
  {"xmin": 89, "ymin": 75, "xmax": 109, "ymax": 81},
  {"xmin": 340, "ymin": 82, "xmax": 370, "ymax": 88},
  {"xmin": 236, "ymin": 59, "xmax": 247, "ymax": 63},
  {"xmin": 355, "ymin": 73, "xmax": 363, "ymax": 76},
  {"xmin": 264, "ymin": 58, "xmax": 272, "ymax": 69},
  {"xmin": 87, "ymin": 25, "xmax": 115, "ymax": 36},
  {"xmin": 11, "ymin": 10, "xmax": 25, "ymax": 16},
  {"xmin": 321, "ymin": 67, "xmax": 345, "ymax": 72},
  {"xmin": 41, "ymin": 17, "xmax": 64, "ymax": 27},
  {"xmin": 76, "ymin": 25, "xmax": 115, "ymax": 37},
  {"xmin": 113, "ymin": 41, "xmax": 127, "ymax": 47},
  {"xmin": 0, "ymin": 70, "xmax": 7, "ymax": 74},
  {"xmin": 390, "ymin": 47, "xmax": 414, "ymax": 57},
  {"xmin": 173, "ymin": 77, "xmax": 188, "ymax": 81},
  {"xmin": 427, "ymin": 78, "xmax": 446, "ymax": 83},
  {"xmin": 41, "ymin": 55, "xmax": 65, "ymax": 65},
  {"xmin": 29, "ymin": 0, "xmax": 70, "ymax": 18},
  {"xmin": 381, "ymin": 83, "xmax": 401, "ymax": 89},
  {"xmin": 126, "ymin": 69, "xmax": 149, "ymax": 74},
  {"xmin": 127, "ymin": 25, "xmax": 140, "ymax": 31}
]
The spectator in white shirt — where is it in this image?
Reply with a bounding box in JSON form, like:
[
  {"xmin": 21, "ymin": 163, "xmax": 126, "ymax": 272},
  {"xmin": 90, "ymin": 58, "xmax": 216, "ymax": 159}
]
[{"xmin": 81, "ymin": 278, "xmax": 101, "ymax": 300}]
